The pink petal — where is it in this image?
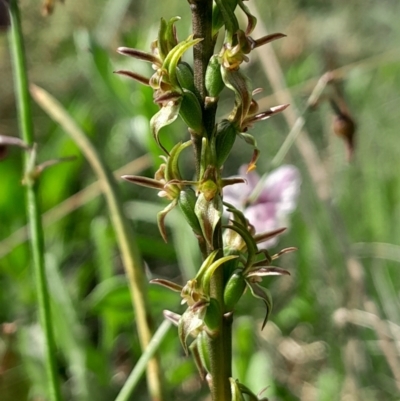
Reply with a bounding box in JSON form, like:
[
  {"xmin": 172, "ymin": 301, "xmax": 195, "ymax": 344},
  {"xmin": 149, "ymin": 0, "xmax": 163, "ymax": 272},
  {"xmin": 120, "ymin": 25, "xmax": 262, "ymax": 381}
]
[{"xmin": 257, "ymin": 165, "xmax": 300, "ymax": 213}]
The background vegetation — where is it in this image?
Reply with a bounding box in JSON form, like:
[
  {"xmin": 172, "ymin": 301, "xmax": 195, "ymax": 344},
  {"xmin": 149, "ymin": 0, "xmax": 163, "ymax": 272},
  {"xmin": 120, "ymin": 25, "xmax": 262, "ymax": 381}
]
[{"xmin": 1, "ymin": 0, "xmax": 400, "ymax": 400}]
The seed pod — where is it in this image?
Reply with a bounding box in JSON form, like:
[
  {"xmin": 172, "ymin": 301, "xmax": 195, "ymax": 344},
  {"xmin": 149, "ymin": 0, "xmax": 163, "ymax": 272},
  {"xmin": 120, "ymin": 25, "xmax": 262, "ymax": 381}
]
[
  {"xmin": 223, "ymin": 270, "xmax": 246, "ymax": 312},
  {"xmin": 215, "ymin": 119, "xmax": 238, "ymax": 167},
  {"xmin": 179, "ymin": 89, "xmax": 204, "ymax": 134},
  {"xmin": 205, "ymin": 55, "xmax": 224, "ymax": 98},
  {"xmin": 178, "ymin": 188, "xmax": 202, "ymax": 235}
]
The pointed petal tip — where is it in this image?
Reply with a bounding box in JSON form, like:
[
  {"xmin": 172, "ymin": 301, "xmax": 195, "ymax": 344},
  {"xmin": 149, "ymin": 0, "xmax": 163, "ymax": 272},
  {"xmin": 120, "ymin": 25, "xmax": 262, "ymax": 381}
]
[{"xmin": 271, "ymin": 103, "xmax": 290, "ymax": 113}]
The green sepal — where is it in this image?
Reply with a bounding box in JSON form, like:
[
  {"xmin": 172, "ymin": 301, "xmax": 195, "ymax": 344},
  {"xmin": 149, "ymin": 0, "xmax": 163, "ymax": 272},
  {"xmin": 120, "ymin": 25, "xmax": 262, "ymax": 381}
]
[
  {"xmin": 222, "ymin": 250, "xmax": 241, "ymax": 276},
  {"xmin": 238, "ymin": 0, "xmax": 257, "ymax": 35},
  {"xmin": 157, "ymin": 16, "xmax": 180, "ymax": 60},
  {"xmin": 202, "ymin": 254, "xmax": 238, "ymax": 294},
  {"xmin": 205, "ymin": 55, "xmax": 225, "ymax": 98},
  {"xmin": 195, "ymin": 193, "xmax": 223, "ymax": 249},
  {"xmin": 203, "ymin": 298, "xmax": 221, "ymax": 333},
  {"xmin": 237, "ymin": 382, "xmax": 259, "ymax": 401},
  {"xmin": 237, "ymin": 132, "xmax": 259, "ymax": 171},
  {"xmin": 224, "ymin": 220, "xmax": 258, "ymax": 272},
  {"xmin": 165, "ymin": 140, "xmax": 191, "ymax": 182},
  {"xmin": 157, "ymin": 18, "xmax": 169, "ymax": 60},
  {"xmin": 192, "ymin": 250, "xmax": 238, "ymax": 298},
  {"xmin": 165, "ymin": 16, "xmax": 180, "ymax": 52},
  {"xmin": 229, "ymin": 378, "xmax": 246, "ymax": 401},
  {"xmin": 222, "ymin": 68, "xmax": 252, "ymax": 126},
  {"xmin": 224, "ymin": 202, "xmax": 248, "ymax": 228},
  {"xmin": 246, "ymin": 281, "xmax": 273, "ymax": 330},
  {"xmin": 150, "ymin": 96, "xmax": 182, "ymax": 154},
  {"xmin": 213, "ymin": 0, "xmax": 239, "ymax": 43},
  {"xmin": 215, "ymin": 119, "xmax": 239, "ymax": 167},
  {"xmin": 180, "ymin": 89, "xmax": 204, "ymax": 134},
  {"xmin": 178, "ymin": 303, "xmax": 206, "ymax": 355},
  {"xmin": 223, "ymin": 270, "xmax": 246, "ymax": 312},
  {"xmin": 178, "ymin": 188, "xmax": 202, "ymax": 235},
  {"xmin": 157, "ymin": 199, "xmax": 178, "ymax": 242},
  {"xmin": 163, "ymin": 35, "xmax": 202, "ymax": 88}
]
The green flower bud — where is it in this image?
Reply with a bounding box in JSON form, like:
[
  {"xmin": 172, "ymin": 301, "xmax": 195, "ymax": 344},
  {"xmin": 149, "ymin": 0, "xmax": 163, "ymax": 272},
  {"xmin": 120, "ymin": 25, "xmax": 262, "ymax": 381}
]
[
  {"xmin": 178, "ymin": 188, "xmax": 202, "ymax": 235},
  {"xmin": 223, "ymin": 270, "xmax": 246, "ymax": 312},
  {"xmin": 215, "ymin": 119, "xmax": 238, "ymax": 167},
  {"xmin": 205, "ymin": 55, "xmax": 224, "ymax": 98}
]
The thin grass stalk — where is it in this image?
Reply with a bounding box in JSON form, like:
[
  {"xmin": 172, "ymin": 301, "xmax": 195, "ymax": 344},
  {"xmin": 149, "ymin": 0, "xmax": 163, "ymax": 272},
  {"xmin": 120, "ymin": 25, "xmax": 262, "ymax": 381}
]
[
  {"xmin": 115, "ymin": 320, "xmax": 172, "ymax": 401},
  {"xmin": 30, "ymin": 84, "xmax": 164, "ymax": 401},
  {"xmin": 7, "ymin": 1, "xmax": 62, "ymax": 401}
]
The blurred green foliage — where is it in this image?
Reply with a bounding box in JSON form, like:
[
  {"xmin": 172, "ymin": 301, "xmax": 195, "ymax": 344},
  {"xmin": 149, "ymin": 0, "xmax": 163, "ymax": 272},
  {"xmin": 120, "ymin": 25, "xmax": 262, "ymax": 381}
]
[{"xmin": 1, "ymin": 0, "xmax": 400, "ymax": 400}]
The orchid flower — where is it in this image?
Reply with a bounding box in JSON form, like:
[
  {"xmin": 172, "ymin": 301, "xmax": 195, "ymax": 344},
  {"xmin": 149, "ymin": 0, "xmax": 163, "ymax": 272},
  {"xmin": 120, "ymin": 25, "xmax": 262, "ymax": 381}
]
[{"xmin": 223, "ymin": 164, "xmax": 301, "ymax": 249}]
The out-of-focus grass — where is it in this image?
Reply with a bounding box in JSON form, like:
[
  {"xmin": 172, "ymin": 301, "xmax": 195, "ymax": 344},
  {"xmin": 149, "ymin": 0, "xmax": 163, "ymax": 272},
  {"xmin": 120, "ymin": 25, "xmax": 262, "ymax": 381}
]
[{"xmin": 1, "ymin": 0, "xmax": 400, "ymax": 400}]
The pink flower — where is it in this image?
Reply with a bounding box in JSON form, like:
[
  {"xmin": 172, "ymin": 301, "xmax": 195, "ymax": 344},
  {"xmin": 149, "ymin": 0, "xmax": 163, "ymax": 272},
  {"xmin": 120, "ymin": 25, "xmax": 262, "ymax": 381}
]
[{"xmin": 223, "ymin": 165, "xmax": 301, "ymax": 248}]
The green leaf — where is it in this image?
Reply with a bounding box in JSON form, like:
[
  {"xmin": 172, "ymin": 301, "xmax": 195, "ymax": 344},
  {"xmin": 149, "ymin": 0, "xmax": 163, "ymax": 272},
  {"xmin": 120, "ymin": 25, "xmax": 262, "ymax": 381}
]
[
  {"xmin": 195, "ymin": 193, "xmax": 223, "ymax": 248},
  {"xmin": 178, "ymin": 304, "xmax": 206, "ymax": 355},
  {"xmin": 221, "ymin": 68, "xmax": 252, "ymax": 125}
]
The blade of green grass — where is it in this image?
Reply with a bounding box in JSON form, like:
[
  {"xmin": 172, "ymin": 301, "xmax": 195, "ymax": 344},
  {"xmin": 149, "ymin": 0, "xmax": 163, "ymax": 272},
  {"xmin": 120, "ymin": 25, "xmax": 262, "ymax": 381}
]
[
  {"xmin": 8, "ymin": 2, "xmax": 63, "ymax": 400},
  {"xmin": 115, "ymin": 319, "xmax": 171, "ymax": 401}
]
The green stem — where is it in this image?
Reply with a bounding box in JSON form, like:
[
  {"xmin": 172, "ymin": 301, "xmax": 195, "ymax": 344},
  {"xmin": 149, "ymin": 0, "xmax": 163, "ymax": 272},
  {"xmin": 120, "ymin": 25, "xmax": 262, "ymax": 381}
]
[
  {"xmin": 8, "ymin": 2, "xmax": 63, "ymax": 401},
  {"xmin": 190, "ymin": 1, "xmax": 231, "ymax": 400}
]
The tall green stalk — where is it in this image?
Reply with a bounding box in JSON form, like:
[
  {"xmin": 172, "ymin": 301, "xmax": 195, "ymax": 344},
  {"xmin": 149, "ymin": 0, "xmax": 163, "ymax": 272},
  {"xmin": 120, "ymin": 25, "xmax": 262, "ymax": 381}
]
[
  {"xmin": 8, "ymin": 1, "xmax": 62, "ymax": 401},
  {"xmin": 190, "ymin": 2, "xmax": 231, "ymax": 399}
]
